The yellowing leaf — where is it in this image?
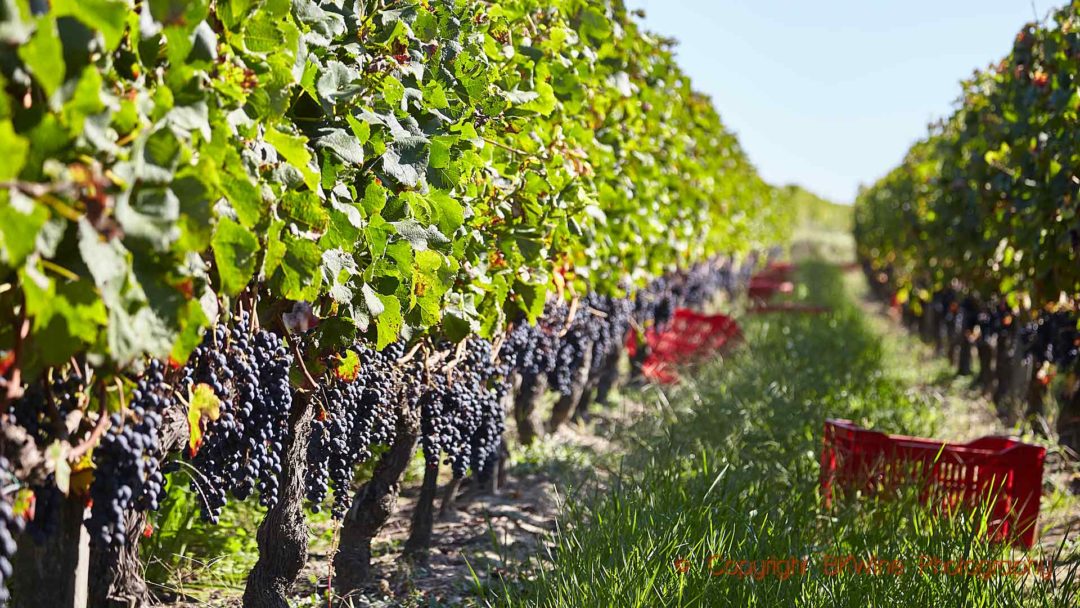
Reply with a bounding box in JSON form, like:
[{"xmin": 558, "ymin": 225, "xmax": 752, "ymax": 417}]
[{"xmin": 187, "ymin": 383, "xmax": 222, "ymax": 455}]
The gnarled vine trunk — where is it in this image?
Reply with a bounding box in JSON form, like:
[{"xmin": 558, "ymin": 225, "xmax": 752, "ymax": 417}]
[
  {"xmin": 955, "ymin": 330, "xmax": 973, "ymax": 376},
  {"xmin": 403, "ymin": 462, "xmax": 440, "ymax": 560},
  {"xmin": 89, "ymin": 405, "xmax": 187, "ymax": 608},
  {"xmin": 333, "ymin": 399, "xmax": 420, "ymax": 599},
  {"xmin": 11, "ymin": 493, "xmax": 87, "ymax": 608},
  {"xmin": 87, "ymin": 512, "xmax": 149, "ymax": 608},
  {"xmin": 993, "ymin": 325, "xmax": 1019, "ymax": 422},
  {"xmin": 1025, "ymin": 364, "xmax": 1048, "ymax": 436},
  {"xmin": 242, "ymin": 392, "xmax": 315, "ymax": 608},
  {"xmin": 513, "ymin": 373, "xmax": 545, "ymax": 445},
  {"xmin": 592, "ymin": 348, "xmax": 622, "ymax": 409},
  {"xmin": 548, "ymin": 342, "xmax": 592, "ymax": 432},
  {"xmin": 975, "ymin": 334, "xmax": 995, "ymax": 394}
]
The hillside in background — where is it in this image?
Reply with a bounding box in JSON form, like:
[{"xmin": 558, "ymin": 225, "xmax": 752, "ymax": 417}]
[{"xmin": 781, "ymin": 185, "xmax": 852, "ymax": 234}]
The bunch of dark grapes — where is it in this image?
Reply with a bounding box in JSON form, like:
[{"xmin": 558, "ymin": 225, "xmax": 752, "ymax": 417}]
[
  {"xmin": 1026, "ymin": 311, "xmax": 1080, "ymax": 369},
  {"xmin": 634, "ymin": 277, "xmax": 677, "ymax": 329},
  {"xmin": 86, "ymin": 360, "xmax": 170, "ymax": 546},
  {"xmin": 183, "ymin": 315, "xmax": 294, "ymax": 522},
  {"xmin": 6, "ymin": 370, "xmax": 83, "ymax": 547},
  {"xmin": 306, "ymin": 343, "xmax": 400, "ymax": 518},
  {"xmin": 959, "ymin": 296, "xmax": 979, "ymax": 335},
  {"xmin": 23, "ymin": 479, "xmax": 60, "ymax": 543},
  {"xmin": 499, "ymin": 317, "xmax": 558, "ymax": 384},
  {"xmin": 545, "ymin": 302, "xmax": 593, "ymax": 396},
  {"xmin": 420, "ymin": 339, "xmax": 508, "ymax": 478},
  {"xmin": 0, "ymin": 458, "xmax": 24, "ymax": 605},
  {"xmin": 681, "ymin": 258, "xmax": 734, "ymax": 308},
  {"xmin": 7, "ymin": 370, "xmax": 83, "ymax": 449},
  {"xmin": 986, "ymin": 302, "xmax": 1016, "ymax": 337},
  {"xmin": 586, "ymin": 295, "xmax": 632, "ymax": 377}
]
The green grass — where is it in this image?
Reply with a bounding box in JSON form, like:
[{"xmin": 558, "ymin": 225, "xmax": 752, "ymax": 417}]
[{"xmin": 489, "ymin": 260, "xmax": 1080, "ymax": 607}]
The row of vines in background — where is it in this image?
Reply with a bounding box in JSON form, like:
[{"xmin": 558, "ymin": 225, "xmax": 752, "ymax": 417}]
[
  {"xmin": 0, "ymin": 0, "xmax": 790, "ymax": 605},
  {"xmin": 854, "ymin": 2, "xmax": 1080, "ymax": 450}
]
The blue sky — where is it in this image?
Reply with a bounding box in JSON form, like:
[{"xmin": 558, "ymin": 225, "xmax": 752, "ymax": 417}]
[{"xmin": 624, "ymin": 0, "xmax": 1042, "ymax": 203}]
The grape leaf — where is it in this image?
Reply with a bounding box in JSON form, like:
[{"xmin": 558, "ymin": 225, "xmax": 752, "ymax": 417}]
[
  {"xmin": 186, "ymin": 383, "xmax": 222, "ymax": 456},
  {"xmin": 212, "ymin": 218, "xmax": 259, "ymax": 297},
  {"xmin": 382, "ymin": 136, "xmax": 429, "ymax": 188},
  {"xmin": 18, "ymin": 16, "xmax": 65, "ymax": 99},
  {"xmin": 266, "ymin": 126, "xmax": 320, "ymax": 191}
]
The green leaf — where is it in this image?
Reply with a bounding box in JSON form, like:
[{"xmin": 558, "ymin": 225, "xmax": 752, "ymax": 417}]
[
  {"xmin": 422, "ymin": 80, "xmax": 449, "ymax": 109},
  {"xmin": 365, "ymin": 214, "xmax": 392, "ymax": 258},
  {"xmin": 521, "ymin": 81, "xmax": 556, "ymax": 116},
  {"xmin": 513, "ymin": 278, "xmax": 548, "ymax": 324},
  {"xmin": 427, "ymin": 190, "xmax": 464, "ymax": 236},
  {"xmin": 261, "ymin": 219, "xmax": 287, "ymax": 279},
  {"xmin": 169, "ymin": 298, "xmax": 210, "ymax": 365},
  {"xmin": 0, "ymin": 121, "xmax": 28, "ymax": 180},
  {"xmin": 374, "ymin": 293, "xmax": 402, "ymax": 350},
  {"xmin": 21, "ymin": 272, "xmax": 106, "ymax": 366},
  {"xmin": 115, "ymin": 186, "xmax": 181, "ymax": 251},
  {"xmin": 19, "ymin": 17, "xmax": 65, "ymax": 99},
  {"xmin": 383, "ymin": 136, "xmax": 429, "ymax": 188},
  {"xmin": 442, "ymin": 293, "xmax": 479, "ymax": 341},
  {"xmin": 0, "ymin": 191, "xmax": 48, "ymax": 266},
  {"xmin": 273, "ymin": 234, "xmax": 323, "ymax": 301},
  {"xmin": 53, "ymin": 0, "xmax": 129, "ymax": 51},
  {"xmin": 382, "ymin": 76, "xmax": 405, "ymax": 108},
  {"xmin": 317, "ymin": 61, "xmax": 362, "ymax": 105},
  {"xmin": 315, "ymin": 128, "xmax": 364, "ymax": 164},
  {"xmin": 580, "ymin": 7, "xmax": 612, "ymax": 41},
  {"xmin": 61, "ymin": 67, "xmax": 104, "ymax": 133},
  {"xmin": 321, "ymin": 248, "xmax": 358, "ymax": 306},
  {"xmin": 281, "ymin": 191, "xmax": 330, "ymax": 232},
  {"xmin": 266, "ymin": 126, "xmax": 320, "ymax": 191},
  {"xmin": 212, "ymin": 218, "xmax": 260, "ymax": 297},
  {"xmin": 345, "ymin": 114, "xmax": 371, "ymax": 145},
  {"xmin": 219, "ymin": 162, "xmax": 264, "ymax": 228},
  {"xmin": 362, "ymin": 181, "xmax": 388, "ymax": 216},
  {"xmin": 46, "ymin": 441, "xmax": 71, "ymax": 495},
  {"xmin": 392, "ymin": 219, "xmax": 449, "ymax": 251}
]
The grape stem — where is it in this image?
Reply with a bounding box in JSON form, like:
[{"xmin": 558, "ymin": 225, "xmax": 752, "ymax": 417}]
[
  {"xmin": 397, "ymin": 340, "xmax": 425, "ymax": 365},
  {"xmin": 42, "ymin": 370, "xmax": 69, "ymax": 441},
  {"xmin": 66, "ymin": 384, "xmax": 112, "ymax": 463},
  {"xmin": 284, "ymin": 330, "xmax": 319, "ymax": 391},
  {"xmin": 556, "ymin": 297, "xmax": 579, "ymax": 338}
]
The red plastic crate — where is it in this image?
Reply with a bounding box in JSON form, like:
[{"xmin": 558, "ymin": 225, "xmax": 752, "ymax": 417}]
[
  {"xmin": 820, "ymin": 419, "xmax": 1045, "ymax": 548},
  {"xmin": 626, "ymin": 308, "xmax": 742, "ymax": 384},
  {"xmin": 748, "ymin": 276, "xmax": 794, "ymax": 300}
]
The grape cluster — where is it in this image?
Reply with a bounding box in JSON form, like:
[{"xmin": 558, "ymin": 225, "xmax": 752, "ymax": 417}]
[
  {"xmin": 420, "ymin": 339, "xmax": 508, "ymax": 478},
  {"xmin": 183, "ymin": 316, "xmax": 294, "ymax": 522},
  {"xmin": 1025, "ymin": 311, "xmax": 1080, "ymax": 369},
  {"xmin": 86, "ymin": 360, "xmax": 170, "ymax": 546},
  {"xmin": 549, "ymin": 339, "xmax": 587, "ymax": 396},
  {"xmin": 0, "ymin": 458, "xmax": 23, "ymax": 605},
  {"xmin": 6, "ymin": 370, "xmax": 83, "ymax": 549},
  {"xmin": 586, "ymin": 295, "xmax": 632, "ymax": 377},
  {"xmin": 633, "ymin": 276, "xmax": 678, "ymax": 329},
  {"xmin": 7, "ymin": 371, "xmax": 83, "ymax": 449},
  {"xmin": 682, "ymin": 259, "xmax": 736, "ymax": 308},
  {"xmin": 499, "ymin": 319, "xmax": 559, "ymax": 381},
  {"xmin": 306, "ymin": 343, "xmax": 400, "ymax": 518},
  {"xmin": 23, "ymin": 480, "xmax": 60, "ymax": 544}
]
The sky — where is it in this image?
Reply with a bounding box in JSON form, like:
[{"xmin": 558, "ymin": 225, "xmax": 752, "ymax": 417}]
[{"xmin": 623, "ymin": 0, "xmax": 1044, "ymax": 204}]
